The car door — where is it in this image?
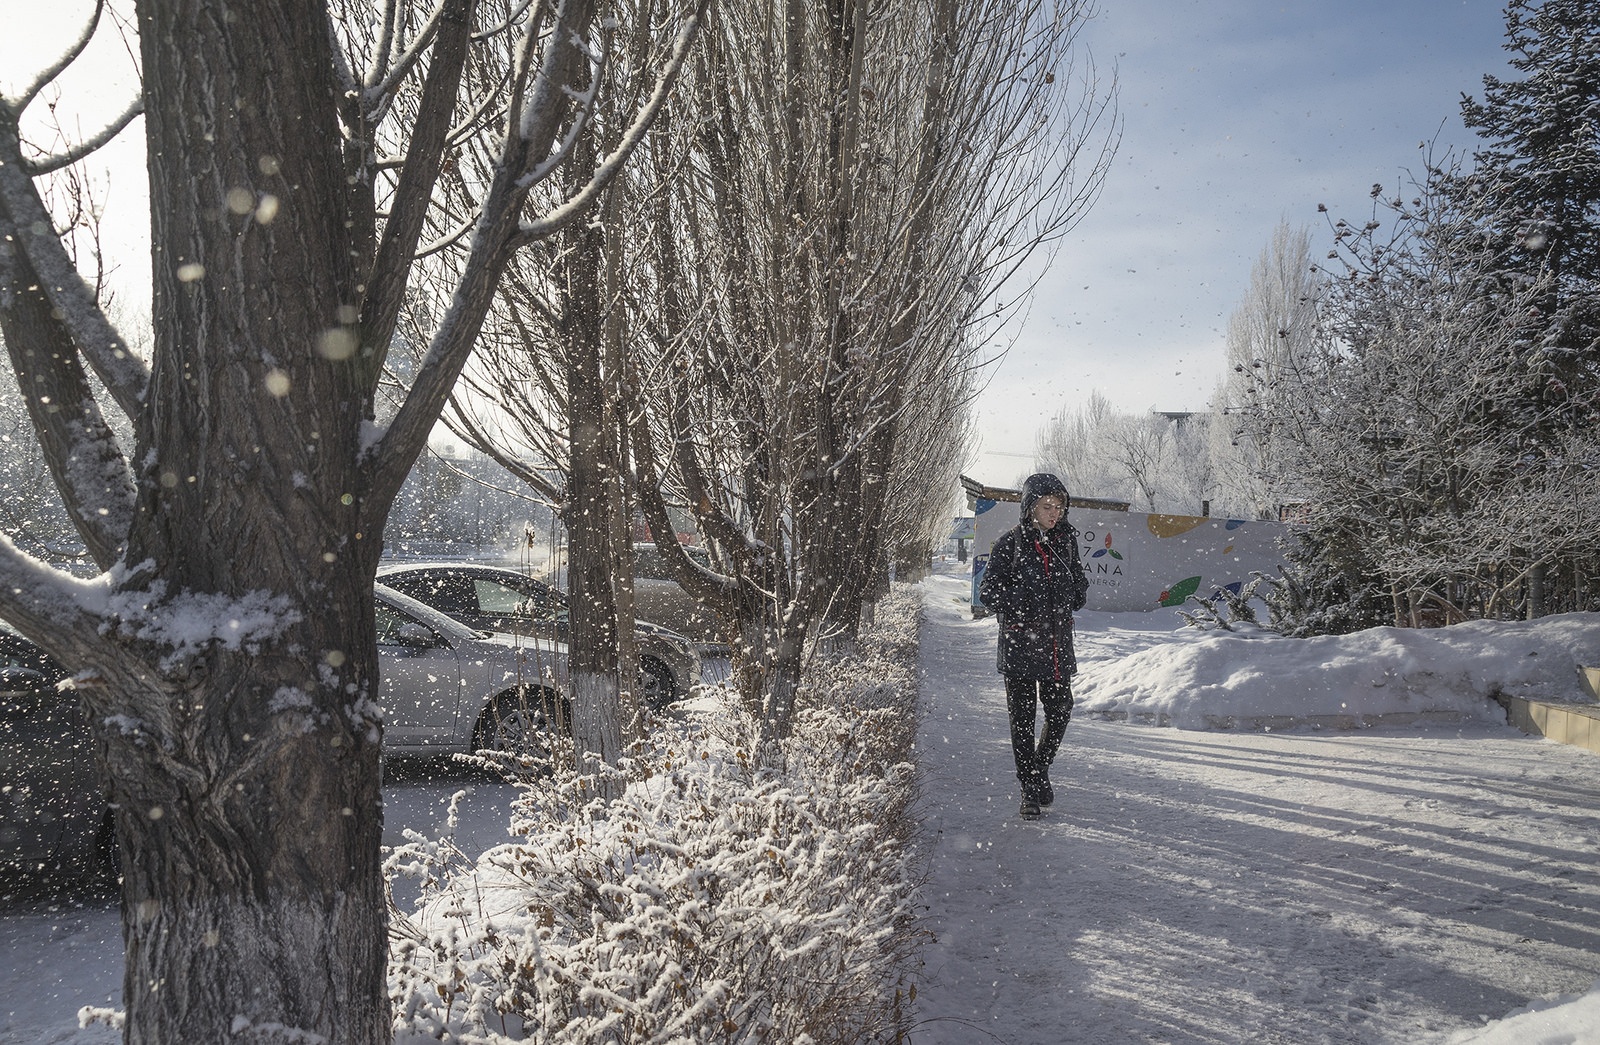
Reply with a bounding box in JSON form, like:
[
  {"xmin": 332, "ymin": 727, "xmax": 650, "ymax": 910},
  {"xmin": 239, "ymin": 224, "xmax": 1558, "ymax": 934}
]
[
  {"xmin": 375, "ymin": 598, "xmax": 466, "ymax": 750},
  {"xmin": 0, "ymin": 633, "xmax": 103, "ymax": 873},
  {"xmin": 632, "ymin": 544, "xmax": 721, "ymax": 644}
]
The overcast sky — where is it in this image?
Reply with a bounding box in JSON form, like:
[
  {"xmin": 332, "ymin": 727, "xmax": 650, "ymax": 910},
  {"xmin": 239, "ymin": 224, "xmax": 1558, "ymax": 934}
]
[{"xmin": 971, "ymin": 0, "xmax": 1516, "ymax": 480}]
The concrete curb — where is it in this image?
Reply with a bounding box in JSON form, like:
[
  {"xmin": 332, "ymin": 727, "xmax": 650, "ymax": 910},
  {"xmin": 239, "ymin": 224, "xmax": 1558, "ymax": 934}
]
[
  {"xmin": 1085, "ymin": 710, "xmax": 1477, "ymax": 731},
  {"xmin": 1496, "ymin": 694, "xmax": 1600, "ymax": 755}
]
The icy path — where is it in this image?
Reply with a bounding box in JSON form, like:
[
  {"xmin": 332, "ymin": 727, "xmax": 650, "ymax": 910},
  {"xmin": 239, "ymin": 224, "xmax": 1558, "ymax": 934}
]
[{"xmin": 911, "ymin": 569, "xmax": 1600, "ymax": 1045}]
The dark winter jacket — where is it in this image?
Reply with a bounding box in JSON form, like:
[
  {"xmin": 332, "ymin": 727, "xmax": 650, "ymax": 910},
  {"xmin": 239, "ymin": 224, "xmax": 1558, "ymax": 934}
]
[{"xmin": 978, "ymin": 473, "xmax": 1089, "ymax": 680}]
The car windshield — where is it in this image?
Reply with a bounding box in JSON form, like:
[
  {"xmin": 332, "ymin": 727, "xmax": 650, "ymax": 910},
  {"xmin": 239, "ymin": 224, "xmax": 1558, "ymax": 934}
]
[{"xmin": 374, "ymin": 584, "xmax": 481, "ymax": 643}]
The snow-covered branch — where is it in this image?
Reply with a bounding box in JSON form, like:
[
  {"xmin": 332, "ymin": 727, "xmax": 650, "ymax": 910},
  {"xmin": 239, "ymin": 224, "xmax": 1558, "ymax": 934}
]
[
  {"xmin": 0, "ymin": 109, "xmax": 148, "ymax": 418},
  {"xmin": 513, "ymin": 8, "xmax": 704, "ymax": 245},
  {"xmin": 7, "ymin": 0, "xmax": 108, "ymax": 114},
  {"xmin": 0, "ymin": 530, "xmax": 113, "ymax": 663},
  {"xmin": 22, "ymin": 96, "xmax": 144, "ymax": 177}
]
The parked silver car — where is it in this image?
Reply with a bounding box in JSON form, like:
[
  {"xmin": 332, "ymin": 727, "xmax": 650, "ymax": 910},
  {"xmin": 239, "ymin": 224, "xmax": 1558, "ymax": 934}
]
[
  {"xmin": 379, "ymin": 562, "xmax": 699, "ymax": 708},
  {"xmin": 374, "ymin": 583, "xmax": 571, "ymax": 756},
  {"xmin": 630, "ymin": 543, "xmax": 724, "ymax": 646}
]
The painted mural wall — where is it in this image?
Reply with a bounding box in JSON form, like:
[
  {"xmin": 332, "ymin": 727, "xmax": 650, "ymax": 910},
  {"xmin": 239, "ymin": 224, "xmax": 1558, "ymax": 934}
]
[{"xmin": 970, "ymin": 499, "xmax": 1290, "ymax": 614}]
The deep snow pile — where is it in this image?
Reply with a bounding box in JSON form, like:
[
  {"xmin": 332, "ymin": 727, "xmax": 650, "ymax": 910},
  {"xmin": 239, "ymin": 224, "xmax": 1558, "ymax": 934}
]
[{"xmin": 1071, "ymin": 609, "xmax": 1600, "ymax": 728}]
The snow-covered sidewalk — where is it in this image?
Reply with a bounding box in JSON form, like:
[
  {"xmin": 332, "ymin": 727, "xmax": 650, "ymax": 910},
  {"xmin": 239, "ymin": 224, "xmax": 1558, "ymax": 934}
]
[{"xmin": 912, "ymin": 567, "xmax": 1600, "ymax": 1044}]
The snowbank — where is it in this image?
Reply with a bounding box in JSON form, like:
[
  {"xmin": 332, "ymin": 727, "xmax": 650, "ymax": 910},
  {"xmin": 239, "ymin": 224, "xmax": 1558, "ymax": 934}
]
[
  {"xmin": 1074, "ymin": 610, "xmax": 1600, "ymax": 730},
  {"xmin": 1447, "ymin": 979, "xmax": 1600, "ymax": 1044}
]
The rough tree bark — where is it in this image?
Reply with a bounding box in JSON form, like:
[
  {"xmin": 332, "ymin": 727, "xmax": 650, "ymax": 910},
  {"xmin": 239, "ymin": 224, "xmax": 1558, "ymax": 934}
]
[
  {"xmin": 92, "ymin": 6, "xmax": 390, "ymax": 1040},
  {"xmin": 0, "ymin": 0, "xmax": 701, "ymax": 1039},
  {"xmin": 561, "ymin": 139, "xmax": 633, "ymax": 784}
]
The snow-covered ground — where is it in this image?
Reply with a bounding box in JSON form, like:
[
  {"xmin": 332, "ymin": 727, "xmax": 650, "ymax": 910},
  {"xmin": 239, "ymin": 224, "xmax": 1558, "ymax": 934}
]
[
  {"xmin": 914, "ymin": 563, "xmax": 1600, "ymax": 1044},
  {"xmin": 0, "ymin": 767, "xmax": 524, "ymax": 1045},
  {"xmin": 3, "ymin": 563, "xmax": 1598, "ymax": 1043}
]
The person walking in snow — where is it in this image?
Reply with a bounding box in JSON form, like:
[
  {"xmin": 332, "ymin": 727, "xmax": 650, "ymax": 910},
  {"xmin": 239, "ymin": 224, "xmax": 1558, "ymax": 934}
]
[{"xmin": 978, "ymin": 473, "xmax": 1089, "ymax": 820}]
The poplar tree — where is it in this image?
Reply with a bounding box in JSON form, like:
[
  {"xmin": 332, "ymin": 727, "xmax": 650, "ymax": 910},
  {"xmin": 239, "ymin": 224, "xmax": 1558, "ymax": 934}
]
[{"xmin": 0, "ymin": 1, "xmax": 698, "ymax": 1039}]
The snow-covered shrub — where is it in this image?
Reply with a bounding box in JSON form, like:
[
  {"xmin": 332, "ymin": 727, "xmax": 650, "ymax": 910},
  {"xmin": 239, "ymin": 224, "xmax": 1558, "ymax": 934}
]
[
  {"xmin": 1177, "ymin": 572, "xmax": 1271, "ymax": 632},
  {"xmin": 1183, "ymin": 568, "xmax": 1389, "ymax": 637},
  {"xmin": 387, "ymin": 584, "xmax": 925, "ymax": 1044},
  {"xmin": 1256, "ymin": 541, "xmax": 1392, "ymax": 637}
]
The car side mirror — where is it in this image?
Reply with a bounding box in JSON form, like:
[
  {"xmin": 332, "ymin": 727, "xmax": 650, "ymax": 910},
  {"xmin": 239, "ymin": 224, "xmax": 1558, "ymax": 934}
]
[{"xmin": 395, "ymin": 623, "xmax": 439, "ymax": 649}]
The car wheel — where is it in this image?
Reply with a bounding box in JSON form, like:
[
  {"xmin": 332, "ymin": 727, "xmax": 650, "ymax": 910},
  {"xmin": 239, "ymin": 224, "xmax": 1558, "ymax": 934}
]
[
  {"xmin": 474, "ymin": 687, "xmax": 569, "ymax": 764},
  {"xmin": 638, "ymin": 656, "xmax": 677, "ymax": 711}
]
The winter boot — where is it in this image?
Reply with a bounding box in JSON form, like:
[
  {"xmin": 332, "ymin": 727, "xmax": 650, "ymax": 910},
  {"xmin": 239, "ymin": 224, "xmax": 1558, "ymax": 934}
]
[
  {"xmin": 1019, "ymin": 798, "xmax": 1041, "ymax": 820},
  {"xmin": 1037, "ymin": 766, "xmax": 1054, "ymax": 808}
]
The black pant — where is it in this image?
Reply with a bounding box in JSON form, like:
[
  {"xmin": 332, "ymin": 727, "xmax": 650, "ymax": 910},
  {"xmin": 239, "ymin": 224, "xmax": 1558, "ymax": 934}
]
[{"xmin": 1005, "ymin": 676, "xmax": 1073, "ymax": 801}]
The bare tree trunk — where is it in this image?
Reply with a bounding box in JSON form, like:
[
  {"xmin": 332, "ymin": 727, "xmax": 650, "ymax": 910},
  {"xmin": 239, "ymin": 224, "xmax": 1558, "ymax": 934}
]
[
  {"xmin": 731, "ymin": 578, "xmax": 808, "ymax": 745},
  {"xmin": 563, "ymin": 159, "xmax": 630, "ymax": 786}
]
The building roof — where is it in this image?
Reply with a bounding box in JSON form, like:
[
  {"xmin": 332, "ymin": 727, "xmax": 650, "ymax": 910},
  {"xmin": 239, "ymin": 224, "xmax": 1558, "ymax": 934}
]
[{"xmin": 959, "ymin": 474, "xmax": 1130, "ymax": 512}]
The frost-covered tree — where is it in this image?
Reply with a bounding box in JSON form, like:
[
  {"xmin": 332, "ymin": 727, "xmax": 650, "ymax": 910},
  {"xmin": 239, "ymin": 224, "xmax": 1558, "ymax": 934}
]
[
  {"xmin": 1034, "ymin": 395, "xmax": 1214, "ymax": 514},
  {"xmin": 1280, "ymin": 159, "xmax": 1600, "ymax": 626},
  {"xmin": 1034, "ymin": 389, "xmax": 1123, "ymax": 500},
  {"xmin": 1459, "ymin": 0, "xmax": 1600, "ymax": 387},
  {"xmin": 1211, "ymin": 221, "xmax": 1321, "ymax": 519},
  {"xmin": 0, "ymin": 0, "xmax": 699, "ymax": 1040},
  {"xmin": 1161, "ymin": 409, "xmax": 1216, "ymax": 514},
  {"xmin": 1450, "ymin": 0, "xmax": 1600, "ymax": 590},
  {"xmin": 1448, "ymin": 4, "xmax": 1600, "ymax": 616},
  {"xmin": 625, "ymin": 0, "xmax": 1116, "ymax": 740},
  {"xmin": 1255, "ymin": 1, "xmax": 1600, "ymax": 630}
]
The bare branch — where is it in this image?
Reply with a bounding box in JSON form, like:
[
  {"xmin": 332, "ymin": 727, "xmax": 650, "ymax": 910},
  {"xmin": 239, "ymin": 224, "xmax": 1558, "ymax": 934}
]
[
  {"xmin": 0, "ymin": 239, "xmax": 134, "ymax": 564},
  {"xmin": 0, "ymin": 109, "xmax": 148, "ymax": 417},
  {"xmin": 513, "ymin": 5, "xmax": 705, "ymax": 245},
  {"xmin": 23, "ymin": 96, "xmax": 144, "ymax": 176},
  {"xmin": 362, "ymin": 0, "xmax": 604, "ymax": 520},
  {"xmin": 358, "ymin": 0, "xmax": 478, "ymax": 379}
]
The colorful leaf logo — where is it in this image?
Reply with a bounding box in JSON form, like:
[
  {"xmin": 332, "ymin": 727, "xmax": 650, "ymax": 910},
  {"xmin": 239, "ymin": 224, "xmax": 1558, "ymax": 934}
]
[
  {"xmin": 1148, "ymin": 514, "xmax": 1206, "ymax": 538},
  {"xmin": 1158, "ymin": 576, "xmax": 1202, "ymax": 607},
  {"xmin": 1090, "ymin": 532, "xmax": 1124, "ymax": 560}
]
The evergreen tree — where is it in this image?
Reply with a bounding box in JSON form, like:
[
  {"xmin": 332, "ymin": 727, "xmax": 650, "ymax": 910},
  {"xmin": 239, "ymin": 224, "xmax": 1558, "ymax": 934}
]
[{"xmin": 1459, "ymin": 0, "xmax": 1600, "ymax": 404}]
